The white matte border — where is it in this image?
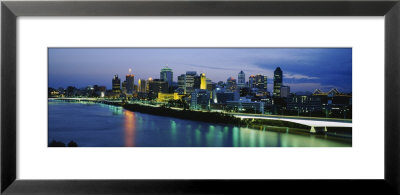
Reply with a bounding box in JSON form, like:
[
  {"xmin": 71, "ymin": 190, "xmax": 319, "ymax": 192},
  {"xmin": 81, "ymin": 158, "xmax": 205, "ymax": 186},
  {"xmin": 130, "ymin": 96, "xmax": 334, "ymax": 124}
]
[{"xmin": 17, "ymin": 17, "xmax": 384, "ymax": 179}]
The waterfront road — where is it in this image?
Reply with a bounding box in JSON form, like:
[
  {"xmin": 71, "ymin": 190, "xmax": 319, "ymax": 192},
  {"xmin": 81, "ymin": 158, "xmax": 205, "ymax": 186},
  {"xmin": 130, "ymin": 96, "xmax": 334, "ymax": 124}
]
[{"xmin": 233, "ymin": 114, "xmax": 352, "ymax": 128}]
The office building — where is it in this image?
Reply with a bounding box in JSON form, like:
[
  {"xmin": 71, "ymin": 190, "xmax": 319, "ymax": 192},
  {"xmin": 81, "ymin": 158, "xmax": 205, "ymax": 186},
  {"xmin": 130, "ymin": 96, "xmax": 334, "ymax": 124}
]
[
  {"xmin": 160, "ymin": 66, "xmax": 173, "ymax": 87},
  {"xmin": 122, "ymin": 80, "xmax": 127, "ymax": 94},
  {"xmin": 200, "ymin": 73, "xmax": 207, "ymax": 90},
  {"xmin": 287, "ymin": 95, "xmax": 322, "ymax": 113},
  {"xmin": 112, "ymin": 75, "xmax": 121, "ymax": 93},
  {"xmin": 249, "ymin": 75, "xmax": 256, "ymax": 88},
  {"xmin": 194, "ymin": 75, "xmax": 201, "ymax": 89},
  {"xmin": 273, "ymin": 67, "xmax": 283, "ymax": 97},
  {"xmin": 238, "ymin": 70, "xmax": 245, "ymax": 88},
  {"xmin": 226, "ymin": 77, "xmax": 237, "ymax": 92},
  {"xmin": 226, "ymin": 100, "xmax": 264, "ymax": 114},
  {"xmin": 254, "ymin": 74, "xmax": 267, "ymax": 91},
  {"xmin": 177, "ymin": 74, "xmax": 185, "ymax": 89},
  {"xmin": 264, "ymin": 75, "xmax": 268, "ymax": 92},
  {"xmin": 281, "ymin": 85, "xmax": 290, "ymax": 98},
  {"xmin": 190, "ymin": 89, "xmax": 211, "ymax": 110},
  {"xmin": 126, "ymin": 69, "xmax": 134, "ymax": 94},
  {"xmin": 185, "ymin": 71, "xmax": 197, "ymax": 94},
  {"xmin": 215, "ymin": 91, "xmax": 239, "ymax": 104},
  {"xmin": 148, "ymin": 79, "xmax": 168, "ymax": 99},
  {"xmin": 138, "ymin": 79, "xmax": 147, "ymax": 93}
]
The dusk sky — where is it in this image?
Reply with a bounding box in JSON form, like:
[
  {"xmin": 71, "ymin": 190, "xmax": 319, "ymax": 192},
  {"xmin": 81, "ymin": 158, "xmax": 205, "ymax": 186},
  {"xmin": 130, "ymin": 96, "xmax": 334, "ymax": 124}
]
[{"xmin": 48, "ymin": 48, "xmax": 352, "ymax": 93}]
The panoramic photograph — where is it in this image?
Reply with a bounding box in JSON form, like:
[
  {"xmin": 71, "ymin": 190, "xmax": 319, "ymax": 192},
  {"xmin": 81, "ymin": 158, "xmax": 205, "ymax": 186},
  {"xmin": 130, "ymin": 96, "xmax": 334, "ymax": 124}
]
[{"xmin": 48, "ymin": 48, "xmax": 352, "ymax": 147}]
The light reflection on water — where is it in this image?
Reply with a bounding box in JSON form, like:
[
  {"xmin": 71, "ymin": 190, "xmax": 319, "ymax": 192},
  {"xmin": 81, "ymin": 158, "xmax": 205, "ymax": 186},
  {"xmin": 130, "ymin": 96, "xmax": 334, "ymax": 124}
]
[
  {"xmin": 48, "ymin": 101, "xmax": 351, "ymax": 147},
  {"xmin": 124, "ymin": 111, "xmax": 135, "ymax": 147}
]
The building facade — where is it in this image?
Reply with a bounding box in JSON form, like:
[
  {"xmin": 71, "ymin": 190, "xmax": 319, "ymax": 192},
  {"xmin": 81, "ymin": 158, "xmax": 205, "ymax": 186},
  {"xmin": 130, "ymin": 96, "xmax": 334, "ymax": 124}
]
[
  {"xmin": 160, "ymin": 66, "xmax": 173, "ymax": 87},
  {"xmin": 281, "ymin": 85, "xmax": 290, "ymax": 98},
  {"xmin": 254, "ymin": 74, "xmax": 267, "ymax": 92},
  {"xmin": 273, "ymin": 67, "xmax": 283, "ymax": 97},
  {"xmin": 200, "ymin": 73, "xmax": 207, "ymax": 90},
  {"xmin": 112, "ymin": 75, "xmax": 121, "ymax": 94},
  {"xmin": 125, "ymin": 74, "xmax": 134, "ymax": 94},
  {"xmin": 226, "ymin": 77, "xmax": 237, "ymax": 92},
  {"xmin": 248, "ymin": 75, "xmax": 256, "ymax": 88},
  {"xmin": 138, "ymin": 79, "xmax": 147, "ymax": 93},
  {"xmin": 190, "ymin": 89, "xmax": 211, "ymax": 110},
  {"xmin": 148, "ymin": 79, "xmax": 168, "ymax": 99},
  {"xmin": 226, "ymin": 101, "xmax": 265, "ymax": 114},
  {"xmin": 238, "ymin": 70, "xmax": 245, "ymax": 88},
  {"xmin": 177, "ymin": 74, "xmax": 185, "ymax": 89},
  {"xmin": 184, "ymin": 71, "xmax": 197, "ymax": 94}
]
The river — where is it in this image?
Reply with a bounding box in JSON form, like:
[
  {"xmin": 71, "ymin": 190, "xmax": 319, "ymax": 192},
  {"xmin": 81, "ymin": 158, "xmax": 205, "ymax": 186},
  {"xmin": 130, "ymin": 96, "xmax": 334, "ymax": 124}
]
[{"xmin": 48, "ymin": 101, "xmax": 351, "ymax": 147}]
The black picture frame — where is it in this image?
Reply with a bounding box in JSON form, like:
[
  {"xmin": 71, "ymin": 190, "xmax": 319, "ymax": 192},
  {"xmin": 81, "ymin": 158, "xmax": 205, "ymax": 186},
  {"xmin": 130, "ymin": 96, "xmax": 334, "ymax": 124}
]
[{"xmin": 2, "ymin": 0, "xmax": 400, "ymax": 194}]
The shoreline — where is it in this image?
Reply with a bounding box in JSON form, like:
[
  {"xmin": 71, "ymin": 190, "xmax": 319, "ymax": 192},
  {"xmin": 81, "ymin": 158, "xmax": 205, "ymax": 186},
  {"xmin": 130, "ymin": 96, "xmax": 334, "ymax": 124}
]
[{"xmin": 121, "ymin": 103, "xmax": 352, "ymax": 144}]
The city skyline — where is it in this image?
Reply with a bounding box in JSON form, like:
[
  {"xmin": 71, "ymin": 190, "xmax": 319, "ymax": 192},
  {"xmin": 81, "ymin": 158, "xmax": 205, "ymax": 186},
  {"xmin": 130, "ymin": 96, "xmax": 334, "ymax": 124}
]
[{"xmin": 48, "ymin": 48, "xmax": 352, "ymax": 93}]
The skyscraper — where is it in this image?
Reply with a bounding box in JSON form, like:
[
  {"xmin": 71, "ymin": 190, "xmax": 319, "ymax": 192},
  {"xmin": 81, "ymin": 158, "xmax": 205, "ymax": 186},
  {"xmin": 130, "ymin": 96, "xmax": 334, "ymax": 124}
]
[
  {"xmin": 226, "ymin": 77, "xmax": 237, "ymax": 92},
  {"xmin": 281, "ymin": 85, "xmax": 290, "ymax": 98},
  {"xmin": 148, "ymin": 79, "xmax": 168, "ymax": 99},
  {"xmin": 160, "ymin": 66, "xmax": 173, "ymax": 87},
  {"xmin": 190, "ymin": 89, "xmax": 211, "ymax": 110},
  {"xmin": 273, "ymin": 67, "xmax": 283, "ymax": 97},
  {"xmin": 238, "ymin": 70, "xmax": 245, "ymax": 88},
  {"xmin": 194, "ymin": 75, "xmax": 201, "ymax": 89},
  {"xmin": 254, "ymin": 74, "xmax": 266, "ymax": 91},
  {"xmin": 185, "ymin": 71, "xmax": 197, "ymax": 94},
  {"xmin": 138, "ymin": 79, "xmax": 147, "ymax": 93},
  {"xmin": 249, "ymin": 75, "xmax": 256, "ymax": 88},
  {"xmin": 146, "ymin": 77, "xmax": 153, "ymax": 93},
  {"xmin": 177, "ymin": 74, "xmax": 185, "ymax": 89},
  {"xmin": 122, "ymin": 80, "xmax": 127, "ymax": 93},
  {"xmin": 263, "ymin": 75, "xmax": 268, "ymax": 92},
  {"xmin": 126, "ymin": 68, "xmax": 134, "ymax": 94},
  {"xmin": 200, "ymin": 73, "xmax": 207, "ymax": 90},
  {"xmin": 112, "ymin": 75, "xmax": 121, "ymax": 93}
]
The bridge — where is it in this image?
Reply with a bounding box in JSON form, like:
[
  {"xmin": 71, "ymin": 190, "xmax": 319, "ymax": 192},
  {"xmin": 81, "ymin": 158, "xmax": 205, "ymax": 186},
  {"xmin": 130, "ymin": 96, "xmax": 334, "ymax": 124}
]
[{"xmin": 233, "ymin": 114, "xmax": 352, "ymax": 133}]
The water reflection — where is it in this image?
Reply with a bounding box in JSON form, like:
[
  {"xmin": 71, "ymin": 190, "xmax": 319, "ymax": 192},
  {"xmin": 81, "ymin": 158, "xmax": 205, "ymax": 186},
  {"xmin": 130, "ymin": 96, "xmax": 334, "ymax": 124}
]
[
  {"xmin": 48, "ymin": 102, "xmax": 351, "ymax": 147},
  {"xmin": 124, "ymin": 111, "xmax": 136, "ymax": 147}
]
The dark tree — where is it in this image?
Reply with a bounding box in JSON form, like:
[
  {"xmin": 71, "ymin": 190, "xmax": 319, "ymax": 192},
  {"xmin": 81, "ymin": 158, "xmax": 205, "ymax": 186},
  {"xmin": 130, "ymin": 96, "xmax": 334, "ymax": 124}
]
[
  {"xmin": 49, "ymin": 140, "xmax": 66, "ymax": 147},
  {"xmin": 67, "ymin": 141, "xmax": 78, "ymax": 147},
  {"xmin": 66, "ymin": 86, "xmax": 77, "ymax": 97}
]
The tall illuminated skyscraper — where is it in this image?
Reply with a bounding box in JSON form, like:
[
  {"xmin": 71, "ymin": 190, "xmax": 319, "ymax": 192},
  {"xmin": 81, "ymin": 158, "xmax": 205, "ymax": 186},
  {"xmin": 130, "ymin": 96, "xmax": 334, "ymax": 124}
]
[
  {"xmin": 112, "ymin": 75, "xmax": 121, "ymax": 93},
  {"xmin": 138, "ymin": 79, "xmax": 147, "ymax": 93},
  {"xmin": 160, "ymin": 66, "xmax": 173, "ymax": 87},
  {"xmin": 273, "ymin": 67, "xmax": 283, "ymax": 97},
  {"xmin": 238, "ymin": 70, "xmax": 245, "ymax": 88},
  {"xmin": 146, "ymin": 77, "xmax": 153, "ymax": 93},
  {"xmin": 200, "ymin": 73, "xmax": 207, "ymax": 90},
  {"xmin": 126, "ymin": 68, "xmax": 134, "ymax": 94}
]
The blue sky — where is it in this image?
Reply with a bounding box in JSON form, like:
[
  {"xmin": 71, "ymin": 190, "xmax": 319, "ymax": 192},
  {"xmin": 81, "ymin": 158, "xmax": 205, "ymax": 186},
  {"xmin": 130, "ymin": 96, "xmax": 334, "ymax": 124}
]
[{"xmin": 48, "ymin": 48, "xmax": 352, "ymax": 93}]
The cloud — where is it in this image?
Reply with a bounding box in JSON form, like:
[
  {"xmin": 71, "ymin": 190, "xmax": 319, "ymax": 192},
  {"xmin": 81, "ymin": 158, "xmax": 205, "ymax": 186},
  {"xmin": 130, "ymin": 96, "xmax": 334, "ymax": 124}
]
[
  {"xmin": 183, "ymin": 64, "xmax": 237, "ymax": 71},
  {"xmin": 283, "ymin": 73, "xmax": 319, "ymax": 80},
  {"xmin": 286, "ymin": 82, "xmax": 340, "ymax": 92}
]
